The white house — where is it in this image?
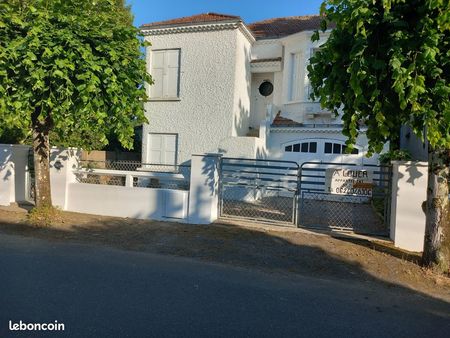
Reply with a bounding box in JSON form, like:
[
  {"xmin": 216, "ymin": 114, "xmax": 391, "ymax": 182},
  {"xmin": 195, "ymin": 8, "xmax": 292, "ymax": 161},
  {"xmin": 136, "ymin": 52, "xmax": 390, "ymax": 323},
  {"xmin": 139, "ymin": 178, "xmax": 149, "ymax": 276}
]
[{"xmin": 140, "ymin": 13, "xmax": 380, "ymax": 166}]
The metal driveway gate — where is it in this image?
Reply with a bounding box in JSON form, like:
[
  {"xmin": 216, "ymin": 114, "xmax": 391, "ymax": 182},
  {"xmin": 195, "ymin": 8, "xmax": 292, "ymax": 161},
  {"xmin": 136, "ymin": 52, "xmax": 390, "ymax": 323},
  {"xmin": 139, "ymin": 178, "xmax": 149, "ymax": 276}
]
[
  {"xmin": 219, "ymin": 158, "xmax": 299, "ymax": 225},
  {"xmin": 298, "ymin": 162, "xmax": 392, "ymax": 235}
]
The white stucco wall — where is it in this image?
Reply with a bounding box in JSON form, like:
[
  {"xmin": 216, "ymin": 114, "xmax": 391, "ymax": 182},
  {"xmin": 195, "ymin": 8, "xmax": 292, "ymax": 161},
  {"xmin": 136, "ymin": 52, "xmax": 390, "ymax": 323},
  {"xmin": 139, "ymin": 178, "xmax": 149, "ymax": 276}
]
[
  {"xmin": 267, "ymin": 130, "xmax": 380, "ymax": 165},
  {"xmin": 400, "ymin": 125, "xmax": 428, "ymax": 161},
  {"xmin": 251, "ymin": 40, "xmax": 283, "ymax": 60},
  {"xmin": 0, "ymin": 144, "xmax": 31, "ymax": 205},
  {"xmin": 143, "ymin": 27, "xmax": 257, "ymax": 164},
  {"xmin": 390, "ymin": 161, "xmax": 428, "ymax": 252},
  {"xmin": 0, "ymin": 145, "xmax": 14, "ymax": 206},
  {"xmin": 142, "ymin": 25, "xmax": 375, "ymax": 164},
  {"xmin": 232, "ymin": 29, "xmax": 252, "ymax": 137},
  {"xmin": 279, "ymin": 31, "xmax": 338, "ymax": 124},
  {"xmin": 67, "ymin": 183, "xmax": 190, "ymax": 221}
]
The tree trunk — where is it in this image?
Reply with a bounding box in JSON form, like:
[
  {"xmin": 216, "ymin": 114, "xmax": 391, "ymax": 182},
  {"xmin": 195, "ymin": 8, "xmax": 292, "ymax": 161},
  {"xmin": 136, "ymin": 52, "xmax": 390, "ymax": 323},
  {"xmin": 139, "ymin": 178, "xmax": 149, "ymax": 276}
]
[
  {"xmin": 422, "ymin": 147, "xmax": 450, "ymax": 273},
  {"xmin": 32, "ymin": 117, "xmax": 52, "ymax": 208}
]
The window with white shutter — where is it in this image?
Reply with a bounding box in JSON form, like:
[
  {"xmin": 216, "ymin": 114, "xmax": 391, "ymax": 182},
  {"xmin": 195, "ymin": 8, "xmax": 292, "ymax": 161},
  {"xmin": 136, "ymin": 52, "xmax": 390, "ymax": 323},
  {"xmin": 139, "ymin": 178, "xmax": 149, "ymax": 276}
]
[
  {"xmin": 148, "ymin": 133, "xmax": 178, "ymax": 165},
  {"xmin": 150, "ymin": 49, "xmax": 180, "ymax": 99},
  {"xmin": 307, "ymin": 48, "xmax": 321, "ymax": 101},
  {"xmin": 289, "ymin": 52, "xmax": 302, "ymax": 101}
]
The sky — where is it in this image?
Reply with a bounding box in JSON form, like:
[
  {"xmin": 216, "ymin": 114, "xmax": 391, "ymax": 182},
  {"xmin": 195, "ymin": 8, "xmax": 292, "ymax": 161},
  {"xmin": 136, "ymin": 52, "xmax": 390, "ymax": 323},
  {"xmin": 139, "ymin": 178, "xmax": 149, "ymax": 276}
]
[{"xmin": 127, "ymin": 0, "xmax": 324, "ymax": 27}]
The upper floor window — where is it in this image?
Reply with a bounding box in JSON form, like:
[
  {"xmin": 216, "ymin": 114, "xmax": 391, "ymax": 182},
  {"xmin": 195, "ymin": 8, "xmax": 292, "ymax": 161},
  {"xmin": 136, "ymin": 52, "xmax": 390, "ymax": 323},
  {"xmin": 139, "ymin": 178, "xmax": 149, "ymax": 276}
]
[
  {"xmin": 307, "ymin": 48, "xmax": 321, "ymax": 101},
  {"xmin": 289, "ymin": 52, "xmax": 302, "ymax": 102},
  {"xmin": 150, "ymin": 49, "xmax": 180, "ymax": 99},
  {"xmin": 324, "ymin": 142, "xmax": 359, "ymax": 155},
  {"xmin": 285, "ymin": 141, "xmax": 317, "ymax": 153}
]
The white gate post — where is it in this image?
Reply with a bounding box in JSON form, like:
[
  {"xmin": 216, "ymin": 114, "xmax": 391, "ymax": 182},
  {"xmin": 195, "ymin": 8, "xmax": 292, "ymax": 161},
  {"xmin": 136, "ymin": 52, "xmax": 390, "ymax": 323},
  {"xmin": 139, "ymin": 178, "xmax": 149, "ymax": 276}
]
[
  {"xmin": 188, "ymin": 153, "xmax": 222, "ymax": 224},
  {"xmin": 0, "ymin": 145, "xmax": 15, "ymax": 206},
  {"xmin": 390, "ymin": 161, "xmax": 428, "ymax": 251},
  {"xmin": 50, "ymin": 148, "xmax": 81, "ymax": 209}
]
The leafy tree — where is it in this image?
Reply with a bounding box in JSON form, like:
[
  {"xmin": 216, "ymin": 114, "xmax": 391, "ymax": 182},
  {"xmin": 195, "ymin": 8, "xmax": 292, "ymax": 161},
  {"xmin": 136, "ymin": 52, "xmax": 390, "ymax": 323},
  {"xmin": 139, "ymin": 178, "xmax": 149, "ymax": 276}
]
[
  {"xmin": 0, "ymin": 0, "xmax": 151, "ymax": 208},
  {"xmin": 309, "ymin": 0, "xmax": 449, "ymax": 272}
]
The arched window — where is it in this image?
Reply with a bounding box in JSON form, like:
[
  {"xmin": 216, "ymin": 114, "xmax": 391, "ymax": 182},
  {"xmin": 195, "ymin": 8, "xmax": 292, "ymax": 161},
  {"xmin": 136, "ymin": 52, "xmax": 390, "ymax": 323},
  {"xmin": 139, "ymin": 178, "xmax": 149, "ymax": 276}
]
[
  {"xmin": 285, "ymin": 141, "xmax": 317, "ymax": 153},
  {"xmin": 324, "ymin": 142, "xmax": 359, "ymax": 155}
]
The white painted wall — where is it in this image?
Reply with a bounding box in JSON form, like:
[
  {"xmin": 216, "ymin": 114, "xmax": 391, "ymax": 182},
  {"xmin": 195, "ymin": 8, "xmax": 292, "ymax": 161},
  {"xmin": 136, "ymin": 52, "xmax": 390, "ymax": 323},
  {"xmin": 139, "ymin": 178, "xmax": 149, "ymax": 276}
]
[
  {"xmin": 57, "ymin": 152, "xmax": 220, "ymax": 224},
  {"xmin": 250, "ymin": 73, "xmax": 274, "ymax": 129},
  {"xmin": 0, "ymin": 144, "xmax": 31, "ymax": 205},
  {"xmin": 267, "ymin": 130, "xmax": 380, "ymax": 165},
  {"xmin": 390, "ymin": 161, "xmax": 428, "ymax": 252},
  {"xmin": 49, "ymin": 148, "xmax": 80, "ymax": 209},
  {"xmin": 0, "ymin": 145, "xmax": 14, "ymax": 206},
  {"xmin": 67, "ymin": 183, "xmax": 189, "ymax": 221},
  {"xmin": 274, "ymin": 30, "xmax": 344, "ymax": 125},
  {"xmin": 400, "ymin": 125, "xmax": 428, "ymax": 161},
  {"xmin": 251, "ymin": 40, "xmax": 282, "ymax": 60},
  {"xmin": 11, "ymin": 145, "xmax": 31, "ymax": 203},
  {"xmin": 143, "ymin": 27, "xmax": 254, "ymax": 164},
  {"xmin": 281, "ymin": 31, "xmax": 329, "ymax": 103},
  {"xmin": 188, "ymin": 154, "xmax": 221, "ymax": 224},
  {"xmin": 232, "ymin": 29, "xmax": 252, "ymax": 137}
]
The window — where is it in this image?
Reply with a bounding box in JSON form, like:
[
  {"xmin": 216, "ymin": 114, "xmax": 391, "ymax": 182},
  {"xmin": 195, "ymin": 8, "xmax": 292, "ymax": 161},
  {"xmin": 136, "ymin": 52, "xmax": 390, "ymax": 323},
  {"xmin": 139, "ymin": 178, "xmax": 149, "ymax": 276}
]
[
  {"xmin": 148, "ymin": 133, "xmax": 178, "ymax": 165},
  {"xmin": 289, "ymin": 52, "xmax": 302, "ymax": 101},
  {"xmin": 285, "ymin": 142, "xmax": 317, "ymax": 153},
  {"xmin": 307, "ymin": 48, "xmax": 321, "ymax": 101},
  {"xmin": 324, "ymin": 142, "xmax": 359, "ymax": 155},
  {"xmin": 150, "ymin": 49, "xmax": 180, "ymax": 99},
  {"xmin": 333, "ymin": 143, "xmax": 341, "ymax": 154}
]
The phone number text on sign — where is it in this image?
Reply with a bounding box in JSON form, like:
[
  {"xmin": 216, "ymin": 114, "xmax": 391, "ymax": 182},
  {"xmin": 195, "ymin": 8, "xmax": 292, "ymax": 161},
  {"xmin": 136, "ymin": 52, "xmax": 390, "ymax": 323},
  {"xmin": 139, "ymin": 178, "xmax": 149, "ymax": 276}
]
[{"xmin": 325, "ymin": 168, "xmax": 374, "ymax": 196}]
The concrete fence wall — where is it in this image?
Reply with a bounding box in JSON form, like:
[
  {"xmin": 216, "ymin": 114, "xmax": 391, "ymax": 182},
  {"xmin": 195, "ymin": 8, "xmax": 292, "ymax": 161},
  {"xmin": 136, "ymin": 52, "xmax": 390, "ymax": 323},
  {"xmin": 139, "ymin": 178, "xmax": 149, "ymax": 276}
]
[
  {"xmin": 0, "ymin": 144, "xmax": 30, "ymax": 206},
  {"xmin": 0, "ymin": 144, "xmax": 220, "ymax": 224},
  {"xmin": 390, "ymin": 161, "xmax": 428, "ymax": 252},
  {"xmin": 0, "ymin": 143, "xmax": 433, "ymax": 252}
]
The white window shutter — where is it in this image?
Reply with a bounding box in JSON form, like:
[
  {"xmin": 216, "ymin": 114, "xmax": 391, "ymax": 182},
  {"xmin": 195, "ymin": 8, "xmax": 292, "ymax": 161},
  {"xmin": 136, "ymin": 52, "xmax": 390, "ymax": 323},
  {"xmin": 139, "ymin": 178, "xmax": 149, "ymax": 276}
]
[
  {"xmin": 163, "ymin": 134, "xmax": 177, "ymax": 165},
  {"xmin": 165, "ymin": 50, "xmax": 180, "ymax": 98},
  {"xmin": 149, "ymin": 134, "xmax": 163, "ymax": 164},
  {"xmin": 150, "ymin": 49, "xmax": 180, "ymax": 99},
  {"xmin": 290, "ymin": 53, "xmax": 301, "ymax": 101},
  {"xmin": 150, "ymin": 51, "xmax": 165, "ymax": 98},
  {"xmin": 151, "ymin": 68, "xmax": 164, "ymax": 98},
  {"xmin": 148, "ymin": 133, "xmax": 177, "ymax": 165}
]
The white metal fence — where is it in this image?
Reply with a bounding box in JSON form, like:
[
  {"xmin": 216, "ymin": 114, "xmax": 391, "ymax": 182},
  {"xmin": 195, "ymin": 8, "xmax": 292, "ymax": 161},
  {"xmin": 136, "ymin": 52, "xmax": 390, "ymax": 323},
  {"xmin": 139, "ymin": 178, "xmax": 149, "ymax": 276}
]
[{"xmin": 77, "ymin": 160, "xmax": 191, "ymax": 190}]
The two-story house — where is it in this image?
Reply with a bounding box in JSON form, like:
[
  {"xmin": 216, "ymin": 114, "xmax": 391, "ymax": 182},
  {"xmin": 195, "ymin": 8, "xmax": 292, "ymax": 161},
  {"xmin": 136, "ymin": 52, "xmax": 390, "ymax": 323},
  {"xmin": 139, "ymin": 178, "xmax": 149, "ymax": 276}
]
[{"xmin": 140, "ymin": 13, "xmax": 381, "ymax": 166}]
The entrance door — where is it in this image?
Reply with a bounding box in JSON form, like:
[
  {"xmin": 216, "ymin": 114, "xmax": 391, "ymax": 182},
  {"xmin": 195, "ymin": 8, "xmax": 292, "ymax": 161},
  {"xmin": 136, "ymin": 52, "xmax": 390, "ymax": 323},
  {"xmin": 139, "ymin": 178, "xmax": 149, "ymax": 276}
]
[
  {"xmin": 148, "ymin": 133, "xmax": 177, "ymax": 165},
  {"xmin": 250, "ymin": 73, "xmax": 274, "ymax": 129}
]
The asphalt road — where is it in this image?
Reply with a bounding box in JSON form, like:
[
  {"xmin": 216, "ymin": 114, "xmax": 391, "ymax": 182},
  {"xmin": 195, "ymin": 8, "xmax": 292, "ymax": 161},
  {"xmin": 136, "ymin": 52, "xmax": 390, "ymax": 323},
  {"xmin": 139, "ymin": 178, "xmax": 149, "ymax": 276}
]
[{"xmin": 0, "ymin": 234, "xmax": 449, "ymax": 338}]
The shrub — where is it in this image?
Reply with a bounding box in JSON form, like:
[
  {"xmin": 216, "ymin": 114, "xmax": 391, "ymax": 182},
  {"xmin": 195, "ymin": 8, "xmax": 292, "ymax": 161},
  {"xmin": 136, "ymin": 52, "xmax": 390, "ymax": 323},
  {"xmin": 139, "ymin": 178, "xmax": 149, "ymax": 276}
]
[
  {"xmin": 379, "ymin": 149, "xmax": 412, "ymax": 164},
  {"xmin": 28, "ymin": 205, "xmax": 62, "ymax": 227}
]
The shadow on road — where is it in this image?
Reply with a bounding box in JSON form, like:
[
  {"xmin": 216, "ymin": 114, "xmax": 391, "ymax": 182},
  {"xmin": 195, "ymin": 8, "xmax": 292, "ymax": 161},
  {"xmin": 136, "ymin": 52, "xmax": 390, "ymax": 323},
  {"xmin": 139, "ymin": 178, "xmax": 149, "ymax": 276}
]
[{"xmin": 0, "ymin": 211, "xmax": 448, "ymax": 306}]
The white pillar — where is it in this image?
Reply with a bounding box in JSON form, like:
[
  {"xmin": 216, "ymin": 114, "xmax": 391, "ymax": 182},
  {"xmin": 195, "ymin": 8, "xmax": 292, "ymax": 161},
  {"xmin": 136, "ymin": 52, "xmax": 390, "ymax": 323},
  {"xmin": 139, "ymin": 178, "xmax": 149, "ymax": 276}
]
[
  {"xmin": 0, "ymin": 145, "xmax": 15, "ymax": 206},
  {"xmin": 188, "ymin": 153, "xmax": 222, "ymax": 224},
  {"xmin": 390, "ymin": 161, "xmax": 428, "ymax": 251},
  {"xmin": 50, "ymin": 148, "xmax": 81, "ymax": 209},
  {"xmin": 11, "ymin": 145, "xmax": 32, "ymax": 203}
]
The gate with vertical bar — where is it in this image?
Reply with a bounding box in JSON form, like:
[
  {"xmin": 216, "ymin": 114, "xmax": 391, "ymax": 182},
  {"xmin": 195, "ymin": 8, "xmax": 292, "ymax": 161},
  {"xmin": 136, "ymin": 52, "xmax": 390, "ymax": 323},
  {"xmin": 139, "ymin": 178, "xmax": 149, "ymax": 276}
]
[
  {"xmin": 218, "ymin": 158, "xmax": 300, "ymax": 225},
  {"xmin": 298, "ymin": 161, "xmax": 392, "ymax": 235}
]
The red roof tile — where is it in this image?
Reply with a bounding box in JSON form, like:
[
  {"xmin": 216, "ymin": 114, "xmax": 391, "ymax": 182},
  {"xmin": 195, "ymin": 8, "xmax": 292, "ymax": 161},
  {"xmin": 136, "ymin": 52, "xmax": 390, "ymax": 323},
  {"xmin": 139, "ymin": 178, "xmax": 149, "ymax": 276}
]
[
  {"xmin": 248, "ymin": 15, "xmax": 329, "ymax": 39},
  {"xmin": 141, "ymin": 13, "xmax": 241, "ymax": 28},
  {"xmin": 272, "ymin": 112, "xmax": 303, "ymax": 127}
]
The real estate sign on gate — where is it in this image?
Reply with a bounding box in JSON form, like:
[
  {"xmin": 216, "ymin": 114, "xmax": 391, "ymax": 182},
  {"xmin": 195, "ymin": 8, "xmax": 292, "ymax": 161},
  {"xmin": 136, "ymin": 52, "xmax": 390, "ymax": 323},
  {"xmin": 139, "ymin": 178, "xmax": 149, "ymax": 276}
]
[{"xmin": 325, "ymin": 168, "xmax": 374, "ymax": 196}]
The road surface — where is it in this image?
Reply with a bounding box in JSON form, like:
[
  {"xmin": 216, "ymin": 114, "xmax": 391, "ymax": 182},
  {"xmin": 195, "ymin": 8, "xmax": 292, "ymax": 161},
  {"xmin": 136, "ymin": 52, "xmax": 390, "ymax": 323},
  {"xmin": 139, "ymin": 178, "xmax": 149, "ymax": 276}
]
[{"xmin": 0, "ymin": 234, "xmax": 449, "ymax": 337}]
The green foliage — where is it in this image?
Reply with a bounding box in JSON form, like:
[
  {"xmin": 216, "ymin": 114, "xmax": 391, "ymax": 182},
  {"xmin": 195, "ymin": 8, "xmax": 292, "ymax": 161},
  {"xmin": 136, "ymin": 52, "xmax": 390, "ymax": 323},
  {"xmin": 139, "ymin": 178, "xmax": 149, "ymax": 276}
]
[
  {"xmin": 0, "ymin": 0, "xmax": 152, "ymax": 150},
  {"xmin": 28, "ymin": 205, "xmax": 62, "ymax": 227},
  {"xmin": 379, "ymin": 149, "xmax": 412, "ymax": 164},
  {"xmin": 308, "ymin": 0, "xmax": 450, "ymax": 154}
]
